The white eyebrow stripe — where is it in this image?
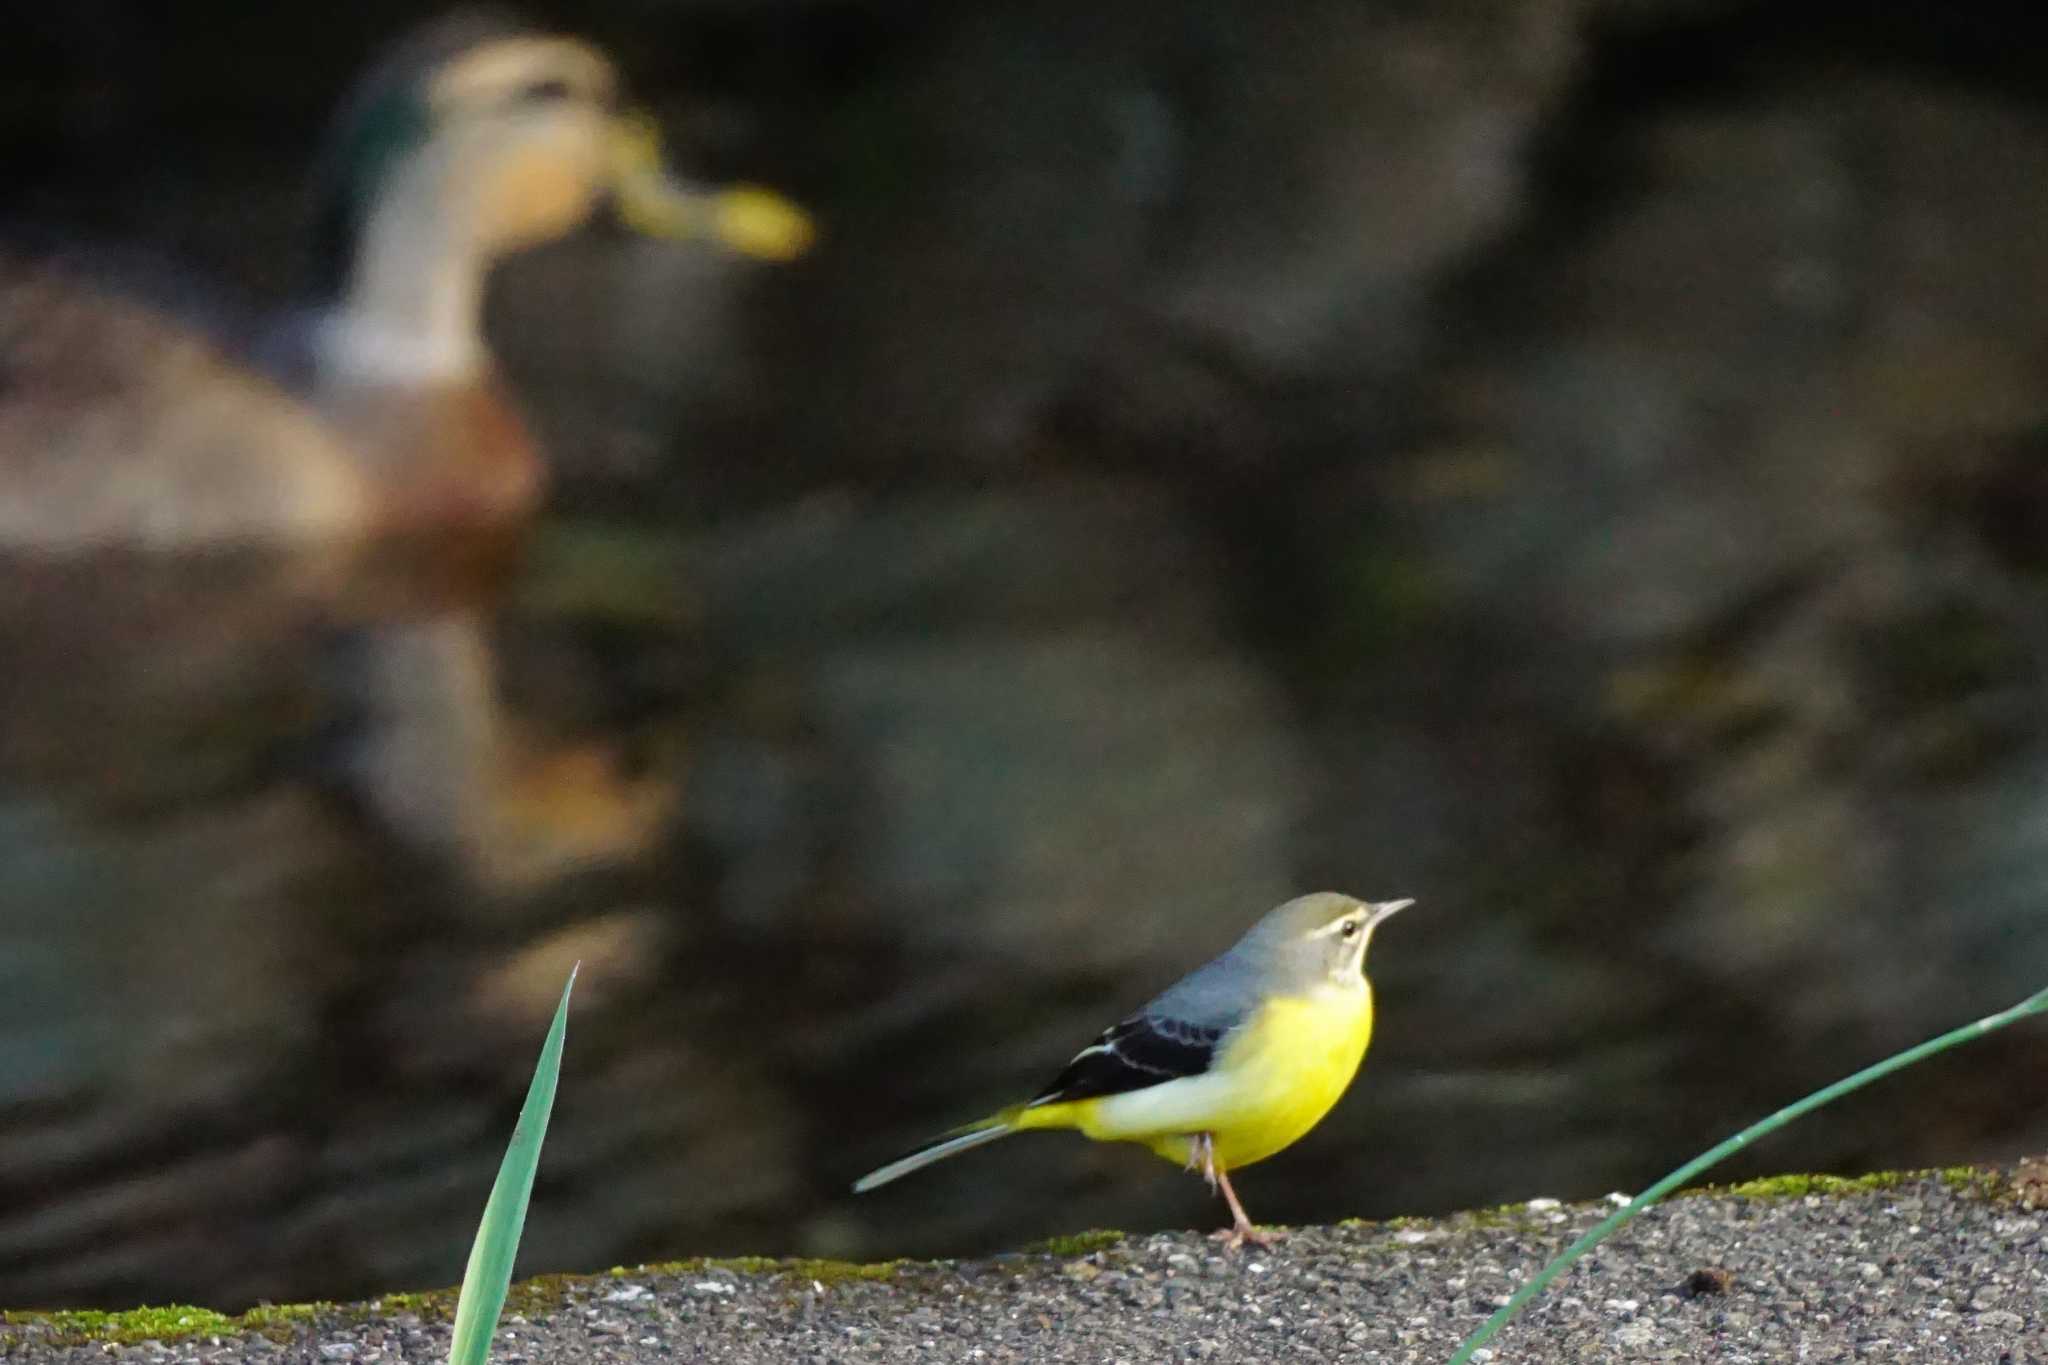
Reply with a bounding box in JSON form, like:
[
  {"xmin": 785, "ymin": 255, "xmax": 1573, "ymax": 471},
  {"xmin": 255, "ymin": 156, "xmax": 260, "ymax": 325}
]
[{"xmin": 1308, "ymin": 916, "xmax": 1361, "ymax": 939}]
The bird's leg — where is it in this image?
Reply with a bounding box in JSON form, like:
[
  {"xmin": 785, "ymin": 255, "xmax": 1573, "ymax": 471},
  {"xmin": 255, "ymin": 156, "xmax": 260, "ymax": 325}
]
[
  {"xmin": 1184, "ymin": 1133, "xmax": 1278, "ymax": 1248},
  {"xmin": 1207, "ymin": 1164, "xmax": 1281, "ymax": 1250}
]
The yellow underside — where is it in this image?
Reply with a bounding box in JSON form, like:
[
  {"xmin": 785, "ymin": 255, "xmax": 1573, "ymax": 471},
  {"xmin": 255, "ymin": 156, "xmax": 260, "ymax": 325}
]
[{"xmin": 1010, "ymin": 986, "xmax": 1374, "ymax": 1171}]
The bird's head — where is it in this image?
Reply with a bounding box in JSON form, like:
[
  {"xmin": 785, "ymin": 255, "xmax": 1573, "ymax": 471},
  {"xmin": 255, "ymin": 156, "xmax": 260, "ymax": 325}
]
[
  {"xmin": 310, "ymin": 15, "xmax": 812, "ymax": 293},
  {"xmin": 1249, "ymin": 892, "xmax": 1414, "ymax": 991}
]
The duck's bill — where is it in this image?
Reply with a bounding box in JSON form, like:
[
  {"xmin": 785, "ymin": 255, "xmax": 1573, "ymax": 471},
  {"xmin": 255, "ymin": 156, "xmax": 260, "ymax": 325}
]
[{"xmin": 607, "ymin": 112, "xmax": 815, "ymax": 262}]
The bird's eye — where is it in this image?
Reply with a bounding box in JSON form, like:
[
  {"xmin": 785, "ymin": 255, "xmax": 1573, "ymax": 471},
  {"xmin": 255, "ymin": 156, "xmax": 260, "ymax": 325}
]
[{"xmin": 1339, "ymin": 919, "xmax": 1360, "ymax": 940}]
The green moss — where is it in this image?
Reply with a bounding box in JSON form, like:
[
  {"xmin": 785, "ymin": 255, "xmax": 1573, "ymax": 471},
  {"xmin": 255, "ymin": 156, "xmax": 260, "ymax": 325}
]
[
  {"xmin": 1020, "ymin": 1229, "xmax": 1125, "ymax": 1257},
  {"xmin": 368, "ymin": 1287, "xmax": 456, "ymax": 1319},
  {"xmin": 237, "ymin": 1302, "xmax": 336, "ymax": 1344},
  {"xmin": 714, "ymin": 1257, "xmax": 905, "ymax": 1288},
  {"xmin": 504, "ymin": 1272, "xmax": 590, "ymax": 1318},
  {"xmin": 0, "ymin": 1293, "xmax": 405, "ymax": 1348},
  {"xmin": 363, "ymin": 1274, "xmax": 597, "ymax": 1323},
  {"xmin": 1939, "ymin": 1165, "xmax": 2008, "ymax": 1199},
  {"xmin": 0, "ymin": 1252, "xmax": 921, "ymax": 1350},
  {"xmin": 1685, "ymin": 1167, "xmax": 1998, "ymax": 1201},
  {"xmin": 808, "ymin": 1258, "xmax": 902, "ymax": 1286},
  {"xmin": 1459, "ymin": 1205, "xmax": 1525, "ymax": 1229},
  {"xmin": 1, "ymin": 1305, "xmax": 238, "ymax": 1346},
  {"xmin": 1724, "ymin": 1172, "xmax": 1907, "ymax": 1198}
]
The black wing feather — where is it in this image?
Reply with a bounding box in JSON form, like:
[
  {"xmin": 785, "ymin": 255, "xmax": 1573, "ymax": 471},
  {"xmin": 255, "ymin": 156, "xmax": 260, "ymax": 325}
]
[{"xmin": 1025, "ymin": 1012, "xmax": 1230, "ymax": 1107}]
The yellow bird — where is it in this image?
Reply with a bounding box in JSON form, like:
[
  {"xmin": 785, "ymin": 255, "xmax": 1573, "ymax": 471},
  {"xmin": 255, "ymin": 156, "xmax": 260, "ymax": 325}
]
[{"xmin": 854, "ymin": 892, "xmax": 1413, "ymax": 1247}]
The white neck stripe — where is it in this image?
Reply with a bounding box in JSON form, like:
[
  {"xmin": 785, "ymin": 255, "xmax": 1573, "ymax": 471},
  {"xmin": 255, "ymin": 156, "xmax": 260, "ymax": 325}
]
[{"xmin": 319, "ymin": 316, "xmax": 484, "ymax": 384}]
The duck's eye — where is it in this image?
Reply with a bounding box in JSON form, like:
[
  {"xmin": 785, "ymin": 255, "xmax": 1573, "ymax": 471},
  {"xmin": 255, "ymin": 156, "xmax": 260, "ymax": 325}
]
[
  {"xmin": 516, "ymin": 78, "xmax": 575, "ymax": 106},
  {"xmin": 1339, "ymin": 919, "xmax": 1360, "ymax": 940}
]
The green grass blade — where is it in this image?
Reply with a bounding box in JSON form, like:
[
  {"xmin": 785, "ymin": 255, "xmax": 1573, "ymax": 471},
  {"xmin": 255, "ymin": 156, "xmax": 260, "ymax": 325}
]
[
  {"xmin": 1447, "ymin": 983, "xmax": 2048, "ymax": 1365},
  {"xmin": 446, "ymin": 964, "xmax": 578, "ymax": 1365}
]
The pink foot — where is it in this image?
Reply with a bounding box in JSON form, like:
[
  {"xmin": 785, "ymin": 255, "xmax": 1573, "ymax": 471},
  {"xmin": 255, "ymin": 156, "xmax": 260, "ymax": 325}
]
[{"xmin": 1209, "ymin": 1222, "xmax": 1284, "ymax": 1250}]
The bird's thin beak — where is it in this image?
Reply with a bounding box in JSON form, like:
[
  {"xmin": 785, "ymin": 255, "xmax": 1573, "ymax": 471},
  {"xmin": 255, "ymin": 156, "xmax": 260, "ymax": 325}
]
[
  {"xmin": 1367, "ymin": 898, "xmax": 1415, "ymax": 930},
  {"xmin": 607, "ymin": 112, "xmax": 816, "ymax": 262}
]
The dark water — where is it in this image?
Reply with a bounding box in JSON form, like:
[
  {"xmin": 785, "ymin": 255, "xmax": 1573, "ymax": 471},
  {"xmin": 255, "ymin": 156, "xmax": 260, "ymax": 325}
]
[{"xmin": 6, "ymin": 0, "xmax": 2048, "ymax": 1313}]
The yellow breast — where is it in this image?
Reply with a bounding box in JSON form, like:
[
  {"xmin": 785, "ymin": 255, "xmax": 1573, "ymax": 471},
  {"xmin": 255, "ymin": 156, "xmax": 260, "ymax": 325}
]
[
  {"xmin": 1191, "ymin": 985, "xmax": 1374, "ymax": 1170},
  {"xmin": 1017, "ymin": 984, "xmax": 1376, "ymax": 1171}
]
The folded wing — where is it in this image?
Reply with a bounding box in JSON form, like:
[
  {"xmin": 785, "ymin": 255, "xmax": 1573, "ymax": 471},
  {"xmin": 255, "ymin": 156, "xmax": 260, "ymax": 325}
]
[{"xmin": 1024, "ymin": 1009, "xmax": 1239, "ymax": 1108}]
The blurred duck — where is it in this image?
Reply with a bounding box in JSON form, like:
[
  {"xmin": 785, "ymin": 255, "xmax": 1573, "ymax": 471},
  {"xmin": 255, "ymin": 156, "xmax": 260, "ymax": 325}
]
[{"xmin": 0, "ymin": 17, "xmax": 811, "ymax": 888}]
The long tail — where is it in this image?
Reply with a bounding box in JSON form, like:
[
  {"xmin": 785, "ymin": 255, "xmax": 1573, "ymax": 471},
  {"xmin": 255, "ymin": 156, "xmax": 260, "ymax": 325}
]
[{"xmin": 852, "ymin": 1118, "xmax": 1015, "ymax": 1193}]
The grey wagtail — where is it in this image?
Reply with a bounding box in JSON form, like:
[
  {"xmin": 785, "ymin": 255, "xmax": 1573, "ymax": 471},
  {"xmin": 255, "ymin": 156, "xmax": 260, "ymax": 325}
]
[{"xmin": 853, "ymin": 892, "xmax": 1413, "ymax": 1247}]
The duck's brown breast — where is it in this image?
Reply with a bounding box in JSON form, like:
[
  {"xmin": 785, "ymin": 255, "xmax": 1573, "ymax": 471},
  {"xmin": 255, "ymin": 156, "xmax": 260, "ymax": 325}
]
[
  {"xmin": 309, "ymin": 374, "xmax": 547, "ymax": 610},
  {"xmin": 313, "ymin": 375, "xmax": 544, "ymax": 532}
]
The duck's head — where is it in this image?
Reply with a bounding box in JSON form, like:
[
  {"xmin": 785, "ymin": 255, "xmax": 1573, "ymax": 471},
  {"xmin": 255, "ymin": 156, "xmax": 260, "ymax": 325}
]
[{"xmin": 312, "ymin": 16, "xmax": 812, "ymax": 301}]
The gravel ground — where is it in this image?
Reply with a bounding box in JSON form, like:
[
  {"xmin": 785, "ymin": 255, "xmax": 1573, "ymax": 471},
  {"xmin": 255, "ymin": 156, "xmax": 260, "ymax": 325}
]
[{"xmin": 4, "ymin": 1170, "xmax": 2044, "ymax": 1363}]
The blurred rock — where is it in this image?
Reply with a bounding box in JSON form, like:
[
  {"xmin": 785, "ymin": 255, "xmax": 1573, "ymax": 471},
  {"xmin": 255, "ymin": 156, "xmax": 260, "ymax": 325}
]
[
  {"xmin": 1301, "ymin": 71, "xmax": 2048, "ymax": 1211},
  {"xmin": 1097, "ymin": 0, "xmax": 1581, "ymax": 463},
  {"xmin": 762, "ymin": 7, "xmax": 1172, "ymax": 467},
  {"xmin": 682, "ymin": 482, "xmax": 1301, "ymax": 975}
]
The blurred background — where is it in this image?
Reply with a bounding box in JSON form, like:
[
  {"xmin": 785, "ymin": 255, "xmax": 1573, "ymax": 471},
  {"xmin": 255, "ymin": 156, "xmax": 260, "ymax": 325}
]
[{"xmin": 5, "ymin": 0, "xmax": 2048, "ymax": 1313}]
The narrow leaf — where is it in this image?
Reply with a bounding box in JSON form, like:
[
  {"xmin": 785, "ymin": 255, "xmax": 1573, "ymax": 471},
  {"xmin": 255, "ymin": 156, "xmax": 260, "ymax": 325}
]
[
  {"xmin": 446, "ymin": 965, "xmax": 578, "ymax": 1365},
  {"xmin": 1446, "ymin": 984, "xmax": 2048, "ymax": 1364}
]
